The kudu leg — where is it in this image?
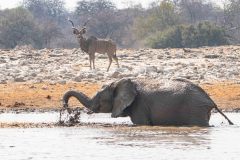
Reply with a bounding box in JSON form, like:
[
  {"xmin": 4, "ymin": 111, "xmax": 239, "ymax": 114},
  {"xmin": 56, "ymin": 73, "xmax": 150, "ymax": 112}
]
[
  {"xmin": 92, "ymin": 55, "xmax": 95, "ymax": 69},
  {"xmin": 113, "ymin": 55, "xmax": 119, "ymax": 68},
  {"xmin": 89, "ymin": 55, "xmax": 92, "ymax": 70},
  {"xmin": 107, "ymin": 57, "xmax": 112, "ymax": 72}
]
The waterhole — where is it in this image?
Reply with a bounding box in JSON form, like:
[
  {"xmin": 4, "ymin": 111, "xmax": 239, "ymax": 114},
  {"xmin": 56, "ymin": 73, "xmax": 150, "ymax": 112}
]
[{"xmin": 0, "ymin": 112, "xmax": 239, "ymax": 160}]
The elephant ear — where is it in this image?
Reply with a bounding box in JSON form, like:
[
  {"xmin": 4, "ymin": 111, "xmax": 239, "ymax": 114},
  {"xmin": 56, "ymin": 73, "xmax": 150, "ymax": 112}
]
[{"xmin": 111, "ymin": 79, "xmax": 137, "ymax": 118}]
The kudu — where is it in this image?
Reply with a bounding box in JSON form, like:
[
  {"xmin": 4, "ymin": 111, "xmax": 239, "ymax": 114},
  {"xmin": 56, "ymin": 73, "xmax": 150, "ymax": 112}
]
[{"xmin": 68, "ymin": 19, "xmax": 119, "ymax": 71}]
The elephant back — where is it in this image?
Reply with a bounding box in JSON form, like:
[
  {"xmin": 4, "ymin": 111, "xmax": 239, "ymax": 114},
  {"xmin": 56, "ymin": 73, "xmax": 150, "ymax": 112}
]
[
  {"xmin": 173, "ymin": 78, "xmax": 216, "ymax": 109},
  {"xmin": 134, "ymin": 78, "xmax": 215, "ymax": 109}
]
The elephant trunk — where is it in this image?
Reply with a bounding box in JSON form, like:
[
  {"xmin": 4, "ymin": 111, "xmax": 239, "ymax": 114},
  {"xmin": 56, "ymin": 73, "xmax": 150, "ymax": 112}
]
[{"xmin": 62, "ymin": 90, "xmax": 92, "ymax": 109}]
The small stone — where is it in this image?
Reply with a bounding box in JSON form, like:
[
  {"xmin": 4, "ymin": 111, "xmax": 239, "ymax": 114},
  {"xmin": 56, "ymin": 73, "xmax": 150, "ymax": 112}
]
[
  {"xmin": 31, "ymin": 73, "xmax": 37, "ymax": 77},
  {"xmin": 58, "ymin": 80, "xmax": 66, "ymax": 85},
  {"xmin": 46, "ymin": 95, "xmax": 51, "ymax": 99},
  {"xmin": 204, "ymin": 54, "xmax": 220, "ymax": 59},
  {"xmin": 0, "ymin": 80, "xmax": 7, "ymax": 84},
  {"xmin": 0, "ymin": 59, "xmax": 7, "ymax": 63},
  {"xmin": 145, "ymin": 66, "xmax": 158, "ymax": 73},
  {"xmin": 42, "ymin": 86, "xmax": 48, "ymax": 90},
  {"xmin": 74, "ymin": 76, "xmax": 82, "ymax": 82},
  {"xmin": 157, "ymin": 55, "xmax": 163, "ymax": 59},
  {"xmin": 14, "ymin": 77, "xmax": 26, "ymax": 82},
  {"xmin": 111, "ymin": 71, "xmax": 121, "ymax": 78}
]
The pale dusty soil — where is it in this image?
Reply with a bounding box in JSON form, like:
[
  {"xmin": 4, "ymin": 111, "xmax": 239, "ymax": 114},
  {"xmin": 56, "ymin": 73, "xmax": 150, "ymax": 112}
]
[
  {"xmin": 0, "ymin": 82, "xmax": 100, "ymax": 110},
  {"xmin": 0, "ymin": 81, "xmax": 240, "ymax": 111}
]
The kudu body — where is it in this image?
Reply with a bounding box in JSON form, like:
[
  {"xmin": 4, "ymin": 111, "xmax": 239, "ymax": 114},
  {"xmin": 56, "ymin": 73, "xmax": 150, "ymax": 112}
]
[{"xmin": 68, "ymin": 19, "xmax": 119, "ymax": 71}]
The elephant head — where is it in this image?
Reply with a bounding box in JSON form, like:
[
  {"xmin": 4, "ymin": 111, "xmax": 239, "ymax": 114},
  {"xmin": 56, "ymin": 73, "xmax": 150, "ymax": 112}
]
[{"xmin": 62, "ymin": 79, "xmax": 137, "ymax": 117}]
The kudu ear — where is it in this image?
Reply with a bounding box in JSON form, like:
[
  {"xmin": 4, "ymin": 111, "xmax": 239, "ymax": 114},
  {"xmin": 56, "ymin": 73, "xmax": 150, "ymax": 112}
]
[{"xmin": 111, "ymin": 79, "xmax": 137, "ymax": 118}]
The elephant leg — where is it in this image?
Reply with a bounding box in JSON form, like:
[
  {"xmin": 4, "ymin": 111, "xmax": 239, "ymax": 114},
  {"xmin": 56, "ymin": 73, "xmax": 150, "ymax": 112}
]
[
  {"xmin": 130, "ymin": 116, "xmax": 152, "ymax": 125},
  {"xmin": 207, "ymin": 110, "xmax": 211, "ymax": 121},
  {"xmin": 186, "ymin": 106, "xmax": 211, "ymax": 126},
  {"xmin": 129, "ymin": 110, "xmax": 153, "ymax": 125}
]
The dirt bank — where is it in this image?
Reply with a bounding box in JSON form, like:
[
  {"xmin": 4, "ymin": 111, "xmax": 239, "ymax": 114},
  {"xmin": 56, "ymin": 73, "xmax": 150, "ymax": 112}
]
[
  {"xmin": 0, "ymin": 82, "xmax": 100, "ymax": 111},
  {"xmin": 0, "ymin": 81, "xmax": 240, "ymax": 112}
]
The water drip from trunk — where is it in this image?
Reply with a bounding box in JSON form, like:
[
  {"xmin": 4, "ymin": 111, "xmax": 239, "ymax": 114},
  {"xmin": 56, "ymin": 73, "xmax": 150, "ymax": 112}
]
[{"xmin": 59, "ymin": 107, "xmax": 82, "ymax": 125}]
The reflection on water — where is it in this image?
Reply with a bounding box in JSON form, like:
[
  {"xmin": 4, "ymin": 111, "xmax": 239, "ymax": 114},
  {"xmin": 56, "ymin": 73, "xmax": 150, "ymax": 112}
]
[{"xmin": 0, "ymin": 113, "xmax": 239, "ymax": 160}]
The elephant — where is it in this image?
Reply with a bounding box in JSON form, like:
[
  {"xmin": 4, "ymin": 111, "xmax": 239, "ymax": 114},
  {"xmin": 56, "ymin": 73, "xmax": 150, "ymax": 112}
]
[{"xmin": 62, "ymin": 78, "xmax": 233, "ymax": 126}]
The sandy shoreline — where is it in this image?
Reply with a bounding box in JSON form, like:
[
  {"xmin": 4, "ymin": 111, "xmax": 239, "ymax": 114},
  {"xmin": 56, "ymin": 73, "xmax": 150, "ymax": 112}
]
[{"xmin": 0, "ymin": 81, "xmax": 240, "ymax": 112}]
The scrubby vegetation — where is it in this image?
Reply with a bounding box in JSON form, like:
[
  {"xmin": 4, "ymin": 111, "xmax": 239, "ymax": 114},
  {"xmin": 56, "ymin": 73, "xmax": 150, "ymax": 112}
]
[
  {"xmin": 147, "ymin": 22, "xmax": 229, "ymax": 48},
  {"xmin": 0, "ymin": 0, "xmax": 240, "ymax": 49}
]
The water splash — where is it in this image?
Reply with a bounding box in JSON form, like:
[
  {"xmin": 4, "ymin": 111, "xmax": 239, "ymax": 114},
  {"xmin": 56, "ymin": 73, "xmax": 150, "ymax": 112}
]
[{"xmin": 59, "ymin": 107, "xmax": 82, "ymax": 125}]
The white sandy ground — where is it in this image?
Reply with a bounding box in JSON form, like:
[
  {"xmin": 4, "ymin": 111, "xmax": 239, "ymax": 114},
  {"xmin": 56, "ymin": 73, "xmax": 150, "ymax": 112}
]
[{"xmin": 0, "ymin": 45, "xmax": 239, "ymax": 84}]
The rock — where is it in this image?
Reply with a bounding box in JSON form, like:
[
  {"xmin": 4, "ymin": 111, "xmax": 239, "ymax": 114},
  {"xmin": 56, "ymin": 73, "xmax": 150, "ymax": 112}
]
[
  {"xmin": 74, "ymin": 75, "xmax": 82, "ymax": 82},
  {"xmin": 87, "ymin": 73, "xmax": 95, "ymax": 78},
  {"xmin": 136, "ymin": 68, "xmax": 146, "ymax": 75},
  {"xmin": 57, "ymin": 80, "xmax": 67, "ymax": 85},
  {"xmin": 10, "ymin": 57, "xmax": 18, "ymax": 61},
  {"xmin": 98, "ymin": 54, "xmax": 108, "ymax": 59},
  {"xmin": 0, "ymin": 59, "xmax": 7, "ymax": 63},
  {"xmin": 46, "ymin": 49, "xmax": 63, "ymax": 57},
  {"xmin": 65, "ymin": 73, "xmax": 75, "ymax": 78},
  {"xmin": 230, "ymin": 70, "xmax": 239, "ymax": 76},
  {"xmin": 204, "ymin": 54, "xmax": 220, "ymax": 59},
  {"xmin": 0, "ymin": 80, "xmax": 7, "ymax": 84},
  {"xmin": 164, "ymin": 50, "xmax": 170, "ymax": 55},
  {"xmin": 114, "ymin": 68, "xmax": 128, "ymax": 72},
  {"xmin": 0, "ymin": 47, "xmax": 239, "ymax": 83},
  {"xmin": 49, "ymin": 53, "xmax": 64, "ymax": 57},
  {"xmin": 175, "ymin": 53, "xmax": 185, "ymax": 58},
  {"xmin": 14, "ymin": 77, "xmax": 26, "ymax": 82},
  {"xmin": 30, "ymin": 73, "xmax": 37, "ymax": 77},
  {"xmin": 157, "ymin": 55, "xmax": 163, "ymax": 59},
  {"xmin": 145, "ymin": 66, "xmax": 158, "ymax": 73},
  {"xmin": 111, "ymin": 71, "xmax": 121, "ymax": 78},
  {"xmin": 226, "ymin": 56, "xmax": 236, "ymax": 60},
  {"xmin": 121, "ymin": 65, "xmax": 133, "ymax": 71}
]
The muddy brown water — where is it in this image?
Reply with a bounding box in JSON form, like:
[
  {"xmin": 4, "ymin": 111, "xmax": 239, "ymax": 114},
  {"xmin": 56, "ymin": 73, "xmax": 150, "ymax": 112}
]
[{"xmin": 0, "ymin": 112, "xmax": 240, "ymax": 160}]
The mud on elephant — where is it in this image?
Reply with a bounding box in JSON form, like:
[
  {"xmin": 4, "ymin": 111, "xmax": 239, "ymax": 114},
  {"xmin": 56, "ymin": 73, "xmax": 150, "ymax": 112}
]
[{"xmin": 62, "ymin": 78, "xmax": 233, "ymax": 126}]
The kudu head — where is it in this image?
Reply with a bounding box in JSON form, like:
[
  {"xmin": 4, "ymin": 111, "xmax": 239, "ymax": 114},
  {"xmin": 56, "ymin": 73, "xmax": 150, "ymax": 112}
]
[{"xmin": 68, "ymin": 18, "xmax": 89, "ymax": 39}]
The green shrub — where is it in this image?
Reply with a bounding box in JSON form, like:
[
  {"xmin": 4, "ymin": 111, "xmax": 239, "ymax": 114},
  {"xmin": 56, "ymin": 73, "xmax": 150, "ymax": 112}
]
[
  {"xmin": 146, "ymin": 22, "xmax": 229, "ymax": 48},
  {"xmin": 0, "ymin": 7, "xmax": 40, "ymax": 48},
  {"xmin": 146, "ymin": 26, "xmax": 184, "ymax": 48}
]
